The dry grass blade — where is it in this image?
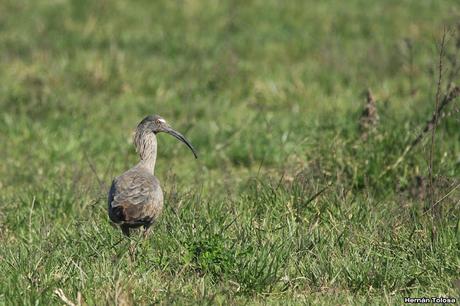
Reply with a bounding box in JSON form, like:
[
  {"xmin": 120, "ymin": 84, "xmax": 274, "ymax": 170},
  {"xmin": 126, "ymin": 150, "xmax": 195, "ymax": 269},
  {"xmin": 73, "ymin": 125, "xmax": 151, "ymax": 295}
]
[
  {"xmin": 54, "ymin": 289, "xmax": 78, "ymax": 306},
  {"xmin": 359, "ymin": 88, "xmax": 379, "ymax": 140},
  {"xmin": 379, "ymin": 85, "xmax": 460, "ymax": 178},
  {"xmin": 428, "ymin": 182, "xmax": 460, "ymax": 213},
  {"xmin": 380, "ymin": 29, "xmax": 460, "ymax": 179},
  {"xmin": 410, "ymin": 86, "xmax": 460, "ymax": 148},
  {"xmin": 83, "ymin": 150, "xmax": 106, "ymax": 192}
]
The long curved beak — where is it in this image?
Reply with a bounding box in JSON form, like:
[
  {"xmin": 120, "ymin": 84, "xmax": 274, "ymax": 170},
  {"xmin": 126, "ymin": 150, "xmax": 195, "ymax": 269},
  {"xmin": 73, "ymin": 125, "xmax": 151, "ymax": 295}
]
[{"xmin": 165, "ymin": 128, "xmax": 198, "ymax": 159}]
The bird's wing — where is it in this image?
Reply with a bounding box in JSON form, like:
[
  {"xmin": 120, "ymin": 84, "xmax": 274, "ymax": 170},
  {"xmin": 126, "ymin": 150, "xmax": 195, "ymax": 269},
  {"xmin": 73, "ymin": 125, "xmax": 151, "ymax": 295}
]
[{"xmin": 108, "ymin": 171, "xmax": 163, "ymax": 225}]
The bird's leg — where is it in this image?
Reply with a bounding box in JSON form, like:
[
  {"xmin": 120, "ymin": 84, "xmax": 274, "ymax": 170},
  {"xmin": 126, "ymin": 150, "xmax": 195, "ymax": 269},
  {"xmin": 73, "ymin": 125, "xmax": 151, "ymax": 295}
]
[
  {"xmin": 128, "ymin": 227, "xmax": 150, "ymax": 261},
  {"xmin": 128, "ymin": 241, "xmax": 136, "ymax": 261},
  {"xmin": 121, "ymin": 225, "xmax": 130, "ymax": 237},
  {"xmin": 120, "ymin": 225, "xmax": 136, "ymax": 260},
  {"xmin": 142, "ymin": 224, "xmax": 152, "ymax": 239}
]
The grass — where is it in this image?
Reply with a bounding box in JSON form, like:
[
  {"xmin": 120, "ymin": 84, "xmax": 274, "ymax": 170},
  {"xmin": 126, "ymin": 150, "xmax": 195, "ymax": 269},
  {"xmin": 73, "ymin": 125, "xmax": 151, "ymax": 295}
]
[{"xmin": 0, "ymin": 0, "xmax": 459, "ymax": 304}]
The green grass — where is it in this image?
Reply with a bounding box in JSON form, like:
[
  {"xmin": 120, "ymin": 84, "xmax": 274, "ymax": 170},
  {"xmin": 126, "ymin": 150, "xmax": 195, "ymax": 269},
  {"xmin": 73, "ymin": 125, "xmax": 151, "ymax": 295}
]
[{"xmin": 1, "ymin": 0, "xmax": 459, "ymax": 304}]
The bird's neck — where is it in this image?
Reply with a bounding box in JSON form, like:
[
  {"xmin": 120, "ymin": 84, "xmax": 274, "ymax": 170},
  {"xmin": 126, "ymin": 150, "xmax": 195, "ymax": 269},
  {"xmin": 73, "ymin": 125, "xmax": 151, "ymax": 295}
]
[{"xmin": 134, "ymin": 130, "xmax": 157, "ymax": 174}]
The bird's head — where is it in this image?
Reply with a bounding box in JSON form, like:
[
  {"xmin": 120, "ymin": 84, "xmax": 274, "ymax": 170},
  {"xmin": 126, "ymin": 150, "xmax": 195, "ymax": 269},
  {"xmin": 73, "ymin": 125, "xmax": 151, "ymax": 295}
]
[{"xmin": 136, "ymin": 115, "xmax": 198, "ymax": 158}]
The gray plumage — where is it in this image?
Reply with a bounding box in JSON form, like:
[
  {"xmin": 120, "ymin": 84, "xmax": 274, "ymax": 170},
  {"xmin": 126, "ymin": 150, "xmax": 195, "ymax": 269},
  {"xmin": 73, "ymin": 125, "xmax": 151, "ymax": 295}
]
[{"xmin": 108, "ymin": 115, "xmax": 197, "ymax": 236}]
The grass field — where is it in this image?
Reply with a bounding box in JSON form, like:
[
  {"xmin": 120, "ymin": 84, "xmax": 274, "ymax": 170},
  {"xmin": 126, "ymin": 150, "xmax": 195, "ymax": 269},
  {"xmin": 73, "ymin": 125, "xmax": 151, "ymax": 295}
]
[{"xmin": 1, "ymin": 0, "xmax": 459, "ymax": 304}]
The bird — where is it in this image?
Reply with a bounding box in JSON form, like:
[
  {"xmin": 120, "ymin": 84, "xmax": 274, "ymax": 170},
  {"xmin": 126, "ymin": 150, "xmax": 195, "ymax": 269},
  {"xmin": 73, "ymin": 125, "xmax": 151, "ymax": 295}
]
[{"xmin": 108, "ymin": 115, "xmax": 197, "ymax": 237}]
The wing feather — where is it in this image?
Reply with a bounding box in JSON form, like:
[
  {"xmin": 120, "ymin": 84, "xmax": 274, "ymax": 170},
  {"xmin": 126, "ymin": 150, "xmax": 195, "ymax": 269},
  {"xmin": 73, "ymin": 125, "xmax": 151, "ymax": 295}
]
[{"xmin": 108, "ymin": 169, "xmax": 163, "ymax": 225}]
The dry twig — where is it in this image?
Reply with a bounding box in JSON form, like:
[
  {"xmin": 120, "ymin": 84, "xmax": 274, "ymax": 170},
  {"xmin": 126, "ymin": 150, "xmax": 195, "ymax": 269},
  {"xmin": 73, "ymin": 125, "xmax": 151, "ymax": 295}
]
[{"xmin": 428, "ymin": 29, "xmax": 447, "ymax": 208}]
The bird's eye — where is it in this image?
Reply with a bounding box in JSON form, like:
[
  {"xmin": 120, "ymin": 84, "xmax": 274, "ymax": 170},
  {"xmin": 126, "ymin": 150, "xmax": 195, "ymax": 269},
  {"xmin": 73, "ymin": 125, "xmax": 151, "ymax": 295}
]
[{"xmin": 157, "ymin": 118, "xmax": 166, "ymax": 124}]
